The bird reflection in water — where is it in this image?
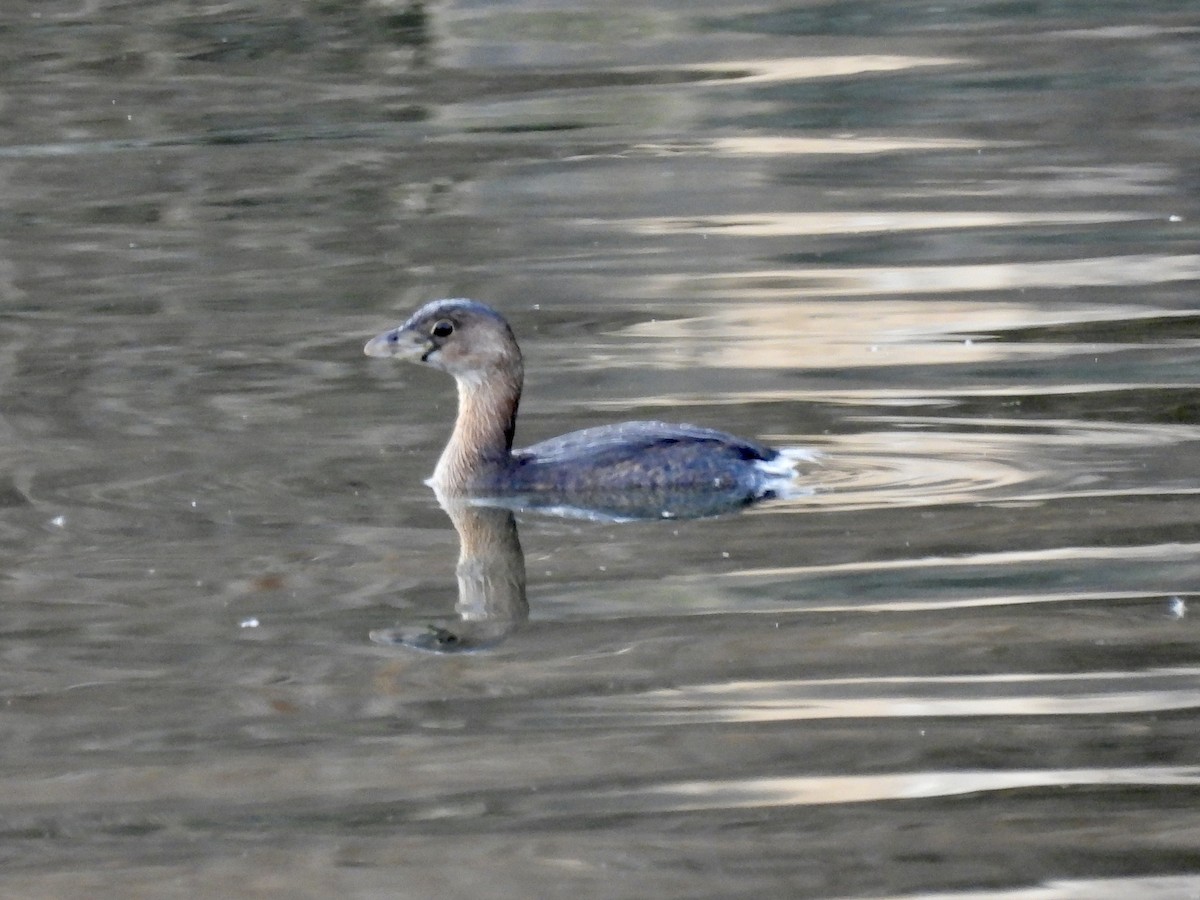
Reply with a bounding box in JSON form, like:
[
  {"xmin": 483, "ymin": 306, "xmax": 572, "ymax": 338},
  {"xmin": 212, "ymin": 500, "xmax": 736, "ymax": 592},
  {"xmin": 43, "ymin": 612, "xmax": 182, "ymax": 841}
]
[
  {"xmin": 371, "ymin": 489, "xmax": 528, "ymax": 653},
  {"xmin": 370, "ymin": 485, "xmax": 779, "ymax": 653}
]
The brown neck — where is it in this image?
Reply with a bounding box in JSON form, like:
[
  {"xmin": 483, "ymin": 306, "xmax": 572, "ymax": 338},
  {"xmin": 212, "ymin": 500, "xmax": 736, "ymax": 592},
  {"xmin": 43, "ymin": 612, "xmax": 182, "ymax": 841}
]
[{"xmin": 432, "ymin": 364, "xmax": 522, "ymax": 492}]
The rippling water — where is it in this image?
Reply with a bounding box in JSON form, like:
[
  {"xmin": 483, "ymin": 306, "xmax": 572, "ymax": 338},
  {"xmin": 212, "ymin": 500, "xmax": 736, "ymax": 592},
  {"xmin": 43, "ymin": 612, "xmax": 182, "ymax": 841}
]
[{"xmin": 2, "ymin": 1, "xmax": 1199, "ymax": 897}]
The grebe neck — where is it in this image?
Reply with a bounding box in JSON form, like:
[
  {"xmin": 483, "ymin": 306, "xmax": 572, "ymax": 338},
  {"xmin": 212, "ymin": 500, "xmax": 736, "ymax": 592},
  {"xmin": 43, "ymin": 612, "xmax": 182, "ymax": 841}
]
[{"xmin": 433, "ymin": 364, "xmax": 523, "ymax": 492}]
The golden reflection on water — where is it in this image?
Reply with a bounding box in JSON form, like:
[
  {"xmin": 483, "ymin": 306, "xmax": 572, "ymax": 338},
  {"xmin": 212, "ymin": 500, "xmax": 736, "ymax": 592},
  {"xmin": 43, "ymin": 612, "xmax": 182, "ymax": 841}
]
[
  {"xmin": 616, "ymin": 298, "xmax": 1185, "ymax": 371},
  {"xmin": 655, "ymin": 253, "xmax": 1200, "ymax": 300},
  {"xmin": 684, "ymin": 135, "xmax": 1001, "ymax": 156},
  {"xmin": 684, "ymin": 54, "xmax": 965, "ymax": 84},
  {"xmin": 624, "ymin": 211, "xmax": 1149, "ymax": 236},
  {"xmin": 616, "ymin": 669, "xmax": 1200, "ymax": 723},
  {"xmin": 875, "ymin": 874, "xmax": 1200, "ymax": 900},
  {"xmin": 585, "ymin": 384, "xmax": 1184, "ymax": 409},
  {"xmin": 581, "ymin": 766, "xmax": 1200, "ymax": 814},
  {"xmin": 729, "ymin": 540, "xmax": 1200, "ymax": 581}
]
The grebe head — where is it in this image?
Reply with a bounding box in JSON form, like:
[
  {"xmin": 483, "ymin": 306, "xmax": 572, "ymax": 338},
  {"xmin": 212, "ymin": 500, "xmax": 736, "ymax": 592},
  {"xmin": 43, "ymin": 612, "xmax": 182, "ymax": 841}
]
[{"xmin": 364, "ymin": 299, "xmax": 522, "ymax": 382}]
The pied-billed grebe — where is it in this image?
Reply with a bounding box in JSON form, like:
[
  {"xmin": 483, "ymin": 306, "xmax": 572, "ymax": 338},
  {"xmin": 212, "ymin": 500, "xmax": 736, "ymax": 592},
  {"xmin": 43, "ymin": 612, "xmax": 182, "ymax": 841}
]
[{"xmin": 365, "ymin": 299, "xmax": 805, "ymax": 499}]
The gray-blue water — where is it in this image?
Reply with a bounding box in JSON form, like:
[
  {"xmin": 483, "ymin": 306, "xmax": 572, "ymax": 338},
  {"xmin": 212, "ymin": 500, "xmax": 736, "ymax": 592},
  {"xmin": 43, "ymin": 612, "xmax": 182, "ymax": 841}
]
[{"xmin": 2, "ymin": 1, "xmax": 1199, "ymax": 897}]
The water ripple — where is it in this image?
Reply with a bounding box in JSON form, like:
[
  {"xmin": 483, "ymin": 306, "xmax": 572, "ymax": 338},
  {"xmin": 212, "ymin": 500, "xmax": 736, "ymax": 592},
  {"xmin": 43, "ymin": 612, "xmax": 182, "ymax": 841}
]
[
  {"xmin": 548, "ymin": 766, "xmax": 1200, "ymax": 816},
  {"xmin": 567, "ymin": 667, "xmax": 1200, "ymax": 726},
  {"xmin": 868, "ymin": 874, "xmax": 1200, "ymax": 900}
]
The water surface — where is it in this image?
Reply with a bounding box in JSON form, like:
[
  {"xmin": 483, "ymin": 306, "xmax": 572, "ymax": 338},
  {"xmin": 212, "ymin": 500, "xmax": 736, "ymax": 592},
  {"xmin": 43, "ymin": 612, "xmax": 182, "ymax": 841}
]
[{"xmin": 2, "ymin": 1, "xmax": 1199, "ymax": 897}]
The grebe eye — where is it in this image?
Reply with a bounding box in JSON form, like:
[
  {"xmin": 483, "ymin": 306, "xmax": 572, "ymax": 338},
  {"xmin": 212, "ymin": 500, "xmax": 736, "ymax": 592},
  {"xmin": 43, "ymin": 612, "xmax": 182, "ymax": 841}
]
[{"xmin": 431, "ymin": 320, "xmax": 454, "ymax": 339}]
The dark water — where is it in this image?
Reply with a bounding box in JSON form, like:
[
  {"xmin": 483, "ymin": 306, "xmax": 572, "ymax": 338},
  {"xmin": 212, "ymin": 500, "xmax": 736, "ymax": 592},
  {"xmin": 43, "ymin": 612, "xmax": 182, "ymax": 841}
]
[{"xmin": 2, "ymin": 1, "xmax": 1200, "ymax": 897}]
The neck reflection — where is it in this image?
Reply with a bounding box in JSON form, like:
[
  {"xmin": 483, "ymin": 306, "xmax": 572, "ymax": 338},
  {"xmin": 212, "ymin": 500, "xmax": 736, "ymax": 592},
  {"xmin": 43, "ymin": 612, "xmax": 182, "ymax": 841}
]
[
  {"xmin": 371, "ymin": 487, "xmax": 776, "ymax": 653},
  {"xmin": 372, "ymin": 489, "xmax": 528, "ymax": 653}
]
